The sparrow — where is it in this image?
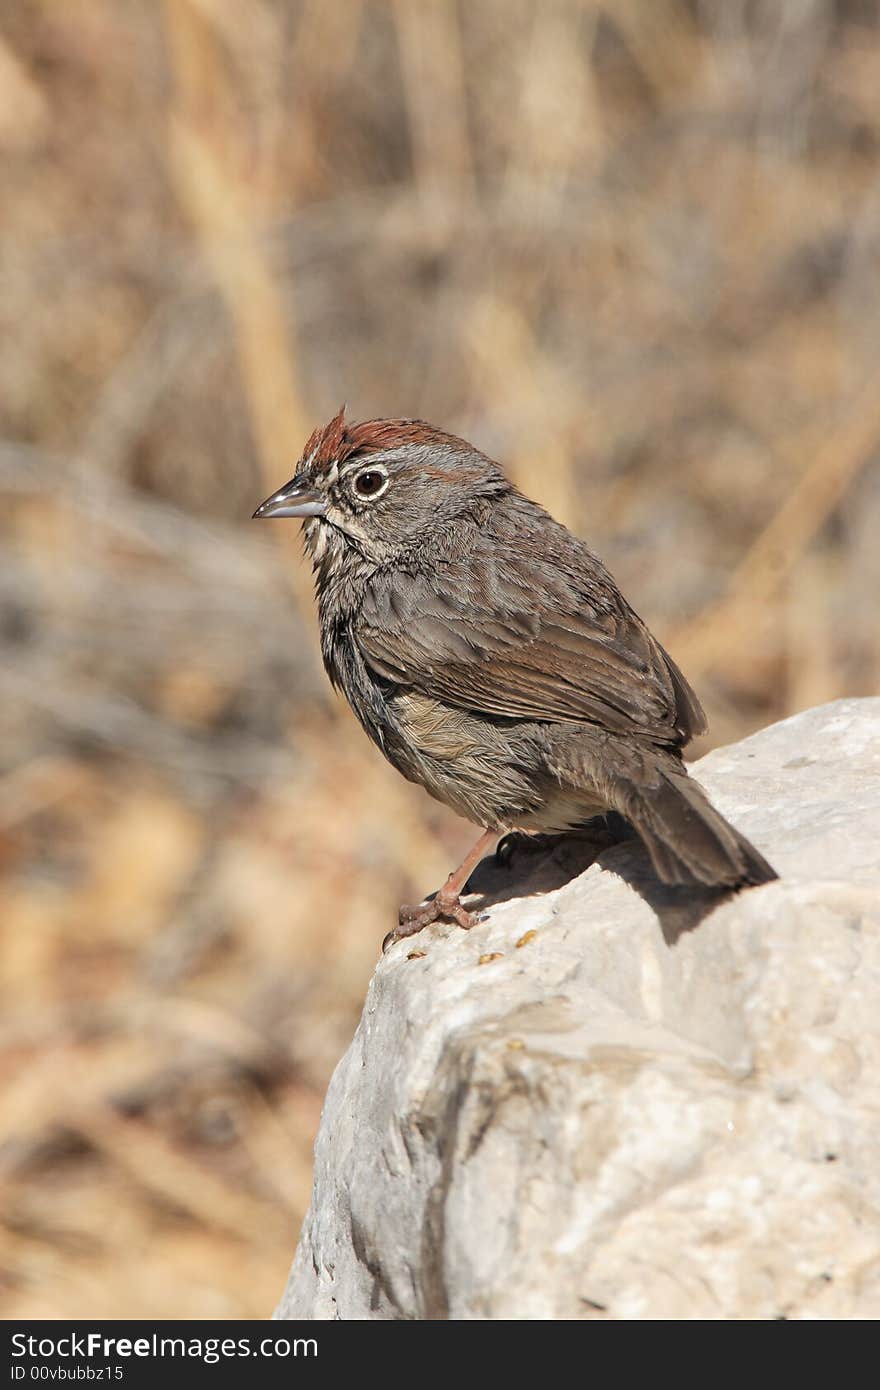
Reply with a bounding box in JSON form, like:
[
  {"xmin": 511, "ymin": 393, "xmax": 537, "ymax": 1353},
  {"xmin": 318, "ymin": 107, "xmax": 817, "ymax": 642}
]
[{"xmin": 254, "ymin": 408, "xmax": 776, "ymax": 948}]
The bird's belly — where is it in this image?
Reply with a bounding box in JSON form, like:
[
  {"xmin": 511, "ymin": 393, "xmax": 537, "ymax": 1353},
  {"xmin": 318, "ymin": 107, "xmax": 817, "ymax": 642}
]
[
  {"xmin": 339, "ymin": 645, "xmax": 615, "ymax": 830},
  {"xmin": 514, "ymin": 786, "xmax": 608, "ymax": 833},
  {"xmin": 381, "ymin": 691, "xmax": 536, "ymax": 829},
  {"xmin": 383, "ymin": 691, "xmax": 611, "ymax": 832}
]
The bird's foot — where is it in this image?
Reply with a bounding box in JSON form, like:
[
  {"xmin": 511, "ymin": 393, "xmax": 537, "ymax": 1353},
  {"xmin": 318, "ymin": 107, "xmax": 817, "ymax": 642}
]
[
  {"xmin": 495, "ymin": 830, "xmax": 560, "ymax": 868},
  {"xmin": 382, "ymin": 891, "xmax": 478, "ymax": 953}
]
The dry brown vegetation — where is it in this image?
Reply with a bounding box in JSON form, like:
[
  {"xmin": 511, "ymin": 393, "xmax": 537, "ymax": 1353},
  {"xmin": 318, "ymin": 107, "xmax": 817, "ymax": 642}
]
[{"xmin": 1, "ymin": 0, "xmax": 879, "ymax": 1319}]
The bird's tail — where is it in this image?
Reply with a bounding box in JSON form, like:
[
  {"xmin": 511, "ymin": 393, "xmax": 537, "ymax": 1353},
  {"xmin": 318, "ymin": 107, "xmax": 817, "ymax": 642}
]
[{"xmin": 615, "ymin": 761, "xmax": 777, "ymax": 888}]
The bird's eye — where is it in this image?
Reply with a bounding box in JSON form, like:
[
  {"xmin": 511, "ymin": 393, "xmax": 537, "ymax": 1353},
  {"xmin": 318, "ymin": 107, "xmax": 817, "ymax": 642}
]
[{"xmin": 353, "ymin": 468, "xmax": 388, "ymax": 499}]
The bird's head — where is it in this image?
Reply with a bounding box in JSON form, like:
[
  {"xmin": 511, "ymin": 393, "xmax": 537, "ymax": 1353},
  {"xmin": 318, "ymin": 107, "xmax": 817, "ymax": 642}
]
[{"xmin": 253, "ymin": 408, "xmax": 510, "ymax": 570}]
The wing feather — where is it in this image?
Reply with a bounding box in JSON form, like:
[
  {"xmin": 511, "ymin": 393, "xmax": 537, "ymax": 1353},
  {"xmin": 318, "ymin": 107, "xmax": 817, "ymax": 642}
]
[{"xmin": 355, "ymin": 506, "xmax": 706, "ymax": 747}]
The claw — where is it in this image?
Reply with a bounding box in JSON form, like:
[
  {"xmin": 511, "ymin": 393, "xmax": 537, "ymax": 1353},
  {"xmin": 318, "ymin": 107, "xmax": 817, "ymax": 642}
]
[
  {"xmin": 382, "ymin": 892, "xmax": 479, "ymax": 953},
  {"xmin": 384, "ymin": 828, "xmax": 498, "ymax": 954}
]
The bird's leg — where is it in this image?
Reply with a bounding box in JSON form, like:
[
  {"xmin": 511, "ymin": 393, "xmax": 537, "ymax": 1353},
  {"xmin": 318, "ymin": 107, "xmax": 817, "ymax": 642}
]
[{"xmin": 384, "ymin": 828, "xmax": 501, "ymax": 952}]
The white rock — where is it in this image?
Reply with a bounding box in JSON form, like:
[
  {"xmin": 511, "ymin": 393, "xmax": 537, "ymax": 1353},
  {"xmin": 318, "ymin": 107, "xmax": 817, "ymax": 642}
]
[{"xmin": 276, "ymin": 698, "xmax": 880, "ymax": 1320}]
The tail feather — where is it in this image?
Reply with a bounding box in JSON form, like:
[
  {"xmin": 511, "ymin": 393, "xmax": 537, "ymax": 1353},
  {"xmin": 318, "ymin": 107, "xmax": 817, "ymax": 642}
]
[{"xmin": 620, "ymin": 766, "xmax": 777, "ymax": 888}]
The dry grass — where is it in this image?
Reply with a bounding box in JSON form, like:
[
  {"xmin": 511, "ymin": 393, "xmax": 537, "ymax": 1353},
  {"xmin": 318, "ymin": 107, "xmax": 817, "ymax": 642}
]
[{"xmin": 1, "ymin": 0, "xmax": 879, "ymax": 1318}]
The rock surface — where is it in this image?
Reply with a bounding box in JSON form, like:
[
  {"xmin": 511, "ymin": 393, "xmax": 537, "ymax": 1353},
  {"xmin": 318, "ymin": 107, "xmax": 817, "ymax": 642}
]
[{"xmin": 277, "ymin": 699, "xmax": 880, "ymax": 1320}]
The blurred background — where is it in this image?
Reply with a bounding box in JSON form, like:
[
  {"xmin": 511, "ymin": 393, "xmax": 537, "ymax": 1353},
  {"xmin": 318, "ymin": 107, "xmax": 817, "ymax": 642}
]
[{"xmin": 1, "ymin": 0, "xmax": 879, "ymax": 1319}]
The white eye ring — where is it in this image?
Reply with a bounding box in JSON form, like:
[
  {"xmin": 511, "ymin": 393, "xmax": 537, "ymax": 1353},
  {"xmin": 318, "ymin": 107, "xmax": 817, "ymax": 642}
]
[{"xmin": 352, "ymin": 465, "xmax": 390, "ymax": 501}]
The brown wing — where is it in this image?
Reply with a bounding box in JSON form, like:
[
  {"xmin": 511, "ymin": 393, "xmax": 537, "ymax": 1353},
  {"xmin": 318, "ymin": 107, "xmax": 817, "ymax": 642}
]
[{"xmin": 356, "ymin": 515, "xmax": 706, "ymax": 748}]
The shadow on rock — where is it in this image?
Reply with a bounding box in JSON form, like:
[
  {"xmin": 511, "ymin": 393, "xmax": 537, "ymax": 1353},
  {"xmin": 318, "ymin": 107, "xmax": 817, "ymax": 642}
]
[{"xmin": 466, "ymin": 826, "xmax": 731, "ymax": 946}]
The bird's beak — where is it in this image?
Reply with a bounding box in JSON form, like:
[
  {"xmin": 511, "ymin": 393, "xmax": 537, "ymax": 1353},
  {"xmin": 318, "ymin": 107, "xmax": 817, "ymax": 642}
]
[{"xmin": 252, "ymin": 478, "xmax": 327, "ymax": 520}]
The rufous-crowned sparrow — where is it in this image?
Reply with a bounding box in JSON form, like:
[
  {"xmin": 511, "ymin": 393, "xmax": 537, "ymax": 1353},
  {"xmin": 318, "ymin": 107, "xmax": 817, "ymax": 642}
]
[{"xmin": 255, "ymin": 409, "xmax": 776, "ymax": 949}]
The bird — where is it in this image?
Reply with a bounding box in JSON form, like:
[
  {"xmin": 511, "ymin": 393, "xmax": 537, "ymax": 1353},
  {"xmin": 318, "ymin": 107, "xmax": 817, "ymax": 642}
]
[{"xmin": 254, "ymin": 407, "xmax": 777, "ymax": 949}]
